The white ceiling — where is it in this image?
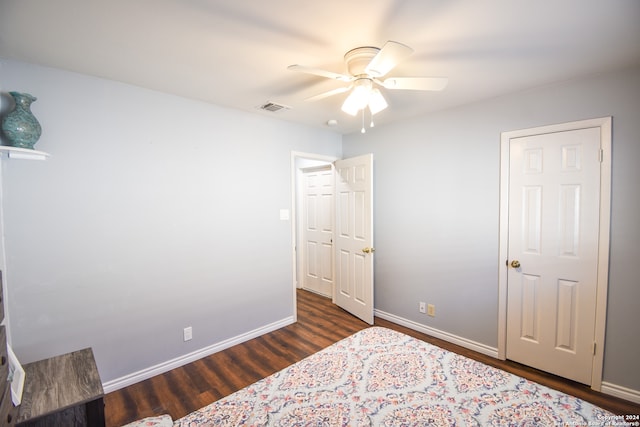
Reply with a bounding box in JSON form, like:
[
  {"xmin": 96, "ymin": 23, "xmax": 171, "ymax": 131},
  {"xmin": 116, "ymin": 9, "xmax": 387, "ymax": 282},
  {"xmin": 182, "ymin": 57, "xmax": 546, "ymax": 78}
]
[{"xmin": 1, "ymin": 1, "xmax": 639, "ymax": 134}]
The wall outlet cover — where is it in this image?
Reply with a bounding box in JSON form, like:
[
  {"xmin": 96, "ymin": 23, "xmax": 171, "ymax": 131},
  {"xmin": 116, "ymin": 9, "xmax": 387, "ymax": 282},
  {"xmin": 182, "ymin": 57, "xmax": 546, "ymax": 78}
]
[{"xmin": 419, "ymin": 302, "xmax": 426, "ymax": 314}]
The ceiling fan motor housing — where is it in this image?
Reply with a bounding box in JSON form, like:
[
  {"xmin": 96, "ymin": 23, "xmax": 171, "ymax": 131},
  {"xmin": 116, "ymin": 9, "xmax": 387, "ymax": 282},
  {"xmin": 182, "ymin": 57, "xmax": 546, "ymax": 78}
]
[{"xmin": 344, "ymin": 47, "xmax": 379, "ymax": 76}]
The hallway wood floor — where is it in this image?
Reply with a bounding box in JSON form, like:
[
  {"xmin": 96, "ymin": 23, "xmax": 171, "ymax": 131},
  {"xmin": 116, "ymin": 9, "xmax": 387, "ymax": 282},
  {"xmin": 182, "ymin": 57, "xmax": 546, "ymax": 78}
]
[{"xmin": 105, "ymin": 289, "xmax": 640, "ymax": 426}]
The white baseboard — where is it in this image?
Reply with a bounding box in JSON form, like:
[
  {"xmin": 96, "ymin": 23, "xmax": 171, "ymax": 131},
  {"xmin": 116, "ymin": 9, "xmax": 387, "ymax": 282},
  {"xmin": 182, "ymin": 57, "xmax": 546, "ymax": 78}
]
[
  {"xmin": 601, "ymin": 381, "xmax": 640, "ymax": 405},
  {"xmin": 374, "ymin": 309, "xmax": 499, "ymax": 358},
  {"xmin": 102, "ymin": 316, "xmax": 295, "ymax": 394}
]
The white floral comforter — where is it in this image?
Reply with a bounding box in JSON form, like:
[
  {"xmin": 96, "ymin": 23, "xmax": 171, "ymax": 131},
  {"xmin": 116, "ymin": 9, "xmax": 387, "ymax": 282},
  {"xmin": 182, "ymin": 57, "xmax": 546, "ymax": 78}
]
[{"xmin": 175, "ymin": 327, "xmax": 614, "ymax": 426}]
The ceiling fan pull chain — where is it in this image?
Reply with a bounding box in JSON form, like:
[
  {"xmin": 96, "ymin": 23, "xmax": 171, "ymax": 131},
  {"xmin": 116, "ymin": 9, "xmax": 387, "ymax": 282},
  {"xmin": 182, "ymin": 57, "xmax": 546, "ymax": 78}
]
[{"xmin": 361, "ymin": 109, "xmax": 366, "ymax": 133}]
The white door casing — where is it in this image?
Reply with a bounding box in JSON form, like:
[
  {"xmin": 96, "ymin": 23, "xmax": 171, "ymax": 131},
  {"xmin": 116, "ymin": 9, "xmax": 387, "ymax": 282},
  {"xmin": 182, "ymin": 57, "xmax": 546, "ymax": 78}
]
[
  {"xmin": 301, "ymin": 166, "xmax": 334, "ymax": 297},
  {"xmin": 498, "ymin": 118, "xmax": 611, "ymax": 389},
  {"xmin": 334, "ymin": 154, "xmax": 374, "ymax": 324}
]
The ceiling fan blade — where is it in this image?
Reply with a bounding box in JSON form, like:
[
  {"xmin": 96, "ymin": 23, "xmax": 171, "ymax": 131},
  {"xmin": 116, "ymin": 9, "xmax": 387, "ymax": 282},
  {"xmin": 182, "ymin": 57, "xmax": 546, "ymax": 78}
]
[
  {"xmin": 382, "ymin": 77, "xmax": 448, "ymax": 91},
  {"xmin": 305, "ymin": 86, "xmax": 351, "ymax": 102},
  {"xmin": 365, "ymin": 41, "xmax": 414, "ymax": 78},
  {"xmin": 287, "ymin": 64, "xmax": 352, "ymax": 82}
]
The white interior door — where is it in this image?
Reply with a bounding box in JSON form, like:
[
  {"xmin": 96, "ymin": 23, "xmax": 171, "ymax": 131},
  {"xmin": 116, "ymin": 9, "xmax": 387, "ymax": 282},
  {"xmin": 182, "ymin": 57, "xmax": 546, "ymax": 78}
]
[
  {"xmin": 301, "ymin": 166, "xmax": 334, "ymax": 297},
  {"xmin": 505, "ymin": 126, "xmax": 603, "ymax": 385},
  {"xmin": 334, "ymin": 154, "xmax": 374, "ymax": 324}
]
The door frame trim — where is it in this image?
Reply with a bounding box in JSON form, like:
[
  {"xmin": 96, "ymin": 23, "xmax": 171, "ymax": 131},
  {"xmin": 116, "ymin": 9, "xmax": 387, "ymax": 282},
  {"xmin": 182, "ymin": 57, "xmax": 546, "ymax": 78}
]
[
  {"xmin": 290, "ymin": 151, "xmax": 338, "ymax": 322},
  {"xmin": 497, "ymin": 117, "xmax": 612, "ymax": 391}
]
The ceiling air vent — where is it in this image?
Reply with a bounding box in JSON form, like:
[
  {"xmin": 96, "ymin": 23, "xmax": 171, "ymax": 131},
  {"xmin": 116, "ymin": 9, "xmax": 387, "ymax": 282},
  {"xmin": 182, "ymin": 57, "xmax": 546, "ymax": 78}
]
[{"xmin": 259, "ymin": 102, "xmax": 290, "ymax": 113}]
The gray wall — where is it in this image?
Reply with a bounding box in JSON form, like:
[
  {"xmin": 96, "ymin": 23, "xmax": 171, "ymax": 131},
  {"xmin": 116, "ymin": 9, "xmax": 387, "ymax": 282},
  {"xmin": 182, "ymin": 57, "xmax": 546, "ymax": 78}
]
[
  {"xmin": 0, "ymin": 59, "xmax": 342, "ymax": 384},
  {"xmin": 343, "ymin": 65, "xmax": 640, "ymax": 392}
]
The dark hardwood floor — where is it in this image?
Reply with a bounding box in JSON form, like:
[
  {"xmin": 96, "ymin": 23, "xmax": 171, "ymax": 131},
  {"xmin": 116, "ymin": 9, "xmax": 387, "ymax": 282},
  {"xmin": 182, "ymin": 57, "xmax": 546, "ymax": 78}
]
[{"xmin": 105, "ymin": 289, "xmax": 640, "ymax": 426}]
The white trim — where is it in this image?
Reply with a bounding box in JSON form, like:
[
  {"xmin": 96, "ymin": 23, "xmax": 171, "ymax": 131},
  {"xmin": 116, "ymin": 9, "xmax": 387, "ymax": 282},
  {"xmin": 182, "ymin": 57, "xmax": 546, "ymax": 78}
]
[
  {"xmin": 497, "ymin": 117, "xmax": 612, "ymax": 391},
  {"xmin": 591, "ymin": 117, "xmax": 612, "ymax": 391},
  {"xmin": 374, "ymin": 309, "xmax": 498, "ymax": 358},
  {"xmin": 601, "ymin": 382, "xmax": 640, "ymax": 405},
  {"xmin": 102, "ymin": 316, "xmax": 294, "ymax": 393},
  {"xmin": 497, "ymin": 131, "xmax": 510, "ymax": 360}
]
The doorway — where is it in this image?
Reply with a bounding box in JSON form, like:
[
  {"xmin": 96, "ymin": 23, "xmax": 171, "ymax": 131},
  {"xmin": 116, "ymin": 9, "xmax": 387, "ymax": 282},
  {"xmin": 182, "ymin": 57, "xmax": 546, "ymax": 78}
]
[
  {"xmin": 291, "ymin": 152, "xmax": 375, "ymax": 325},
  {"xmin": 497, "ymin": 117, "xmax": 612, "ymax": 390},
  {"xmin": 290, "ymin": 152, "xmax": 337, "ymax": 323}
]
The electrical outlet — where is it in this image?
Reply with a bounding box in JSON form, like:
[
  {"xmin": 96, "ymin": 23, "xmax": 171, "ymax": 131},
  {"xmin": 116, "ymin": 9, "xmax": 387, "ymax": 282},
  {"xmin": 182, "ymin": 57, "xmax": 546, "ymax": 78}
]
[
  {"xmin": 419, "ymin": 302, "xmax": 426, "ymax": 314},
  {"xmin": 183, "ymin": 326, "xmax": 193, "ymax": 341},
  {"xmin": 427, "ymin": 304, "xmax": 436, "ymax": 317}
]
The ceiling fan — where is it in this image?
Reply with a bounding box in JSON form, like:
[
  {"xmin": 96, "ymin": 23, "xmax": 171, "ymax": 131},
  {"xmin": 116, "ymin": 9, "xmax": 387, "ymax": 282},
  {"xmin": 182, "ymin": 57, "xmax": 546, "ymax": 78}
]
[{"xmin": 288, "ymin": 41, "xmax": 448, "ymax": 119}]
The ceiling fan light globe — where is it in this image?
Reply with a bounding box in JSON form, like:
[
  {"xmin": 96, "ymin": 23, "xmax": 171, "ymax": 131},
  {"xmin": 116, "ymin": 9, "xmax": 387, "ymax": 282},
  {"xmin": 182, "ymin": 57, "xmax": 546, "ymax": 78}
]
[
  {"xmin": 368, "ymin": 89, "xmax": 388, "ymax": 115},
  {"xmin": 341, "ymin": 104, "xmax": 359, "ymax": 116},
  {"xmin": 341, "ymin": 94, "xmax": 360, "ymax": 116},
  {"xmin": 341, "ymin": 85, "xmax": 370, "ymax": 116},
  {"xmin": 353, "ymin": 85, "xmax": 371, "ymax": 109}
]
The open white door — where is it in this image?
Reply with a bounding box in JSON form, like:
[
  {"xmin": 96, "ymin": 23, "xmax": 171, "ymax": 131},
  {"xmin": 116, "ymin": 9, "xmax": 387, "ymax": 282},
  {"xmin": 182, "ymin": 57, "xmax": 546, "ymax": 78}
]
[{"xmin": 334, "ymin": 154, "xmax": 374, "ymax": 324}]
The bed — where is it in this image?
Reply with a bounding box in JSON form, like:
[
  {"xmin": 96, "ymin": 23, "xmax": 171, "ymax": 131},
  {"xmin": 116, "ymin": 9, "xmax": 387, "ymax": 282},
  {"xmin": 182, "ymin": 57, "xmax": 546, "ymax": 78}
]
[{"xmin": 172, "ymin": 326, "xmax": 613, "ymax": 426}]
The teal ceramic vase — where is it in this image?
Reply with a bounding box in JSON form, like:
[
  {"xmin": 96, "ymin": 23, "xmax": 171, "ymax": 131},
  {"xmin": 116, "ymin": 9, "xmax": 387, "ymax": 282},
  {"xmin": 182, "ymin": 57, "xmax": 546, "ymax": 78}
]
[{"xmin": 2, "ymin": 91, "xmax": 42, "ymax": 149}]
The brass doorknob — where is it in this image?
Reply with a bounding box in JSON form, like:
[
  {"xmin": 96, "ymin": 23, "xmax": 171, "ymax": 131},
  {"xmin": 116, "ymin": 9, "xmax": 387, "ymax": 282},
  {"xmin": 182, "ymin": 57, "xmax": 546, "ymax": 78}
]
[
  {"xmin": 511, "ymin": 260, "xmax": 521, "ymax": 268},
  {"xmin": 362, "ymin": 247, "xmax": 376, "ymax": 254}
]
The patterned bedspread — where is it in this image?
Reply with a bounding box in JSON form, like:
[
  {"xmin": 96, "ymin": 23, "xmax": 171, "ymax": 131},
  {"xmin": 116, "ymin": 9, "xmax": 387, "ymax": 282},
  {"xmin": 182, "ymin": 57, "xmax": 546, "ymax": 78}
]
[{"xmin": 175, "ymin": 327, "xmax": 613, "ymax": 426}]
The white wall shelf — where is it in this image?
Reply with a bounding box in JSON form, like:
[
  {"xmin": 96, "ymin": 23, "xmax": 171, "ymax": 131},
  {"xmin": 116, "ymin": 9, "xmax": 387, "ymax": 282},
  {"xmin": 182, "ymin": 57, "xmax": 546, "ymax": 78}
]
[{"xmin": 0, "ymin": 146, "xmax": 49, "ymax": 160}]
